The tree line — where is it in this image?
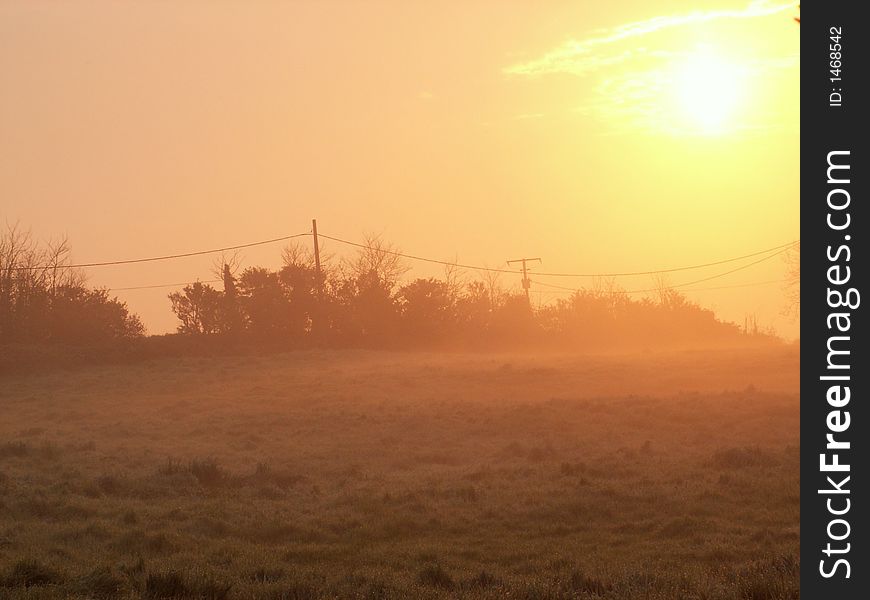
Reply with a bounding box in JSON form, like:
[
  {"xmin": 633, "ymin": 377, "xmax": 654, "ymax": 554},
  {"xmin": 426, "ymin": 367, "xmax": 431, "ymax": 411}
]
[
  {"xmin": 0, "ymin": 224, "xmax": 778, "ymax": 356},
  {"xmin": 167, "ymin": 235, "xmax": 774, "ymax": 349}
]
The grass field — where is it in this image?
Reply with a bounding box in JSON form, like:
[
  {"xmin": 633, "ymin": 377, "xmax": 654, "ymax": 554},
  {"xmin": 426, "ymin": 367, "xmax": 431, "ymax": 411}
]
[{"xmin": 0, "ymin": 346, "xmax": 799, "ymax": 599}]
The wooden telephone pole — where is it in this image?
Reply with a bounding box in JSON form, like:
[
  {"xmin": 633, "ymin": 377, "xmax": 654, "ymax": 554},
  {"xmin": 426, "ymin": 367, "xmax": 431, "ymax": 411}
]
[
  {"xmin": 507, "ymin": 257, "xmax": 541, "ymax": 307},
  {"xmin": 312, "ymin": 219, "xmax": 322, "ymax": 300}
]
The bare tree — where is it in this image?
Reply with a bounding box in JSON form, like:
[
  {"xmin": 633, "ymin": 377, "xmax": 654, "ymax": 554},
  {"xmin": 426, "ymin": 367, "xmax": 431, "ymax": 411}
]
[
  {"xmin": 281, "ymin": 241, "xmax": 314, "ymax": 270},
  {"xmin": 43, "ymin": 236, "xmax": 84, "ymax": 294},
  {"xmin": 477, "ymin": 267, "xmax": 504, "ymax": 312},
  {"xmin": 211, "ymin": 251, "xmax": 243, "ymax": 281},
  {"xmin": 443, "ymin": 258, "xmax": 466, "ymax": 300},
  {"xmin": 650, "ymin": 272, "xmax": 672, "ymax": 306},
  {"xmin": 346, "ymin": 233, "xmax": 410, "ymax": 289},
  {"xmin": 282, "ymin": 240, "xmax": 335, "ymax": 279}
]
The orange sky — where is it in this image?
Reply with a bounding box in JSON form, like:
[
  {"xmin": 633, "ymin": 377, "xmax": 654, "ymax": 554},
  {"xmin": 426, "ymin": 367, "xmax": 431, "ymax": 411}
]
[{"xmin": 0, "ymin": 1, "xmax": 799, "ymax": 337}]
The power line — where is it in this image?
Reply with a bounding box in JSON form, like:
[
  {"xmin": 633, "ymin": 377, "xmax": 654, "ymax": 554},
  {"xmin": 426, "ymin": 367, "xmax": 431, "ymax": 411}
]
[
  {"xmin": 533, "ymin": 278, "xmax": 790, "ymax": 296},
  {"xmin": 12, "ymin": 232, "xmax": 312, "ymax": 271},
  {"xmin": 316, "ymin": 233, "xmax": 520, "ymax": 274},
  {"xmin": 10, "ymin": 225, "xmax": 798, "ymax": 284},
  {"xmin": 107, "ymin": 279, "xmax": 222, "ymax": 292},
  {"xmin": 665, "ymin": 278, "xmax": 790, "ymax": 293},
  {"xmin": 318, "ymin": 232, "xmax": 798, "ymax": 278},
  {"xmin": 102, "ymin": 234, "xmax": 791, "ymax": 294},
  {"xmin": 530, "ymin": 245, "xmax": 794, "ymax": 295},
  {"xmin": 531, "ymin": 241, "xmax": 797, "ymax": 277}
]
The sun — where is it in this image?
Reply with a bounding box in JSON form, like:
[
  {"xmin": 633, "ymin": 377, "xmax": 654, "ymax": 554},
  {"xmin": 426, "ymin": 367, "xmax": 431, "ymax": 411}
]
[{"xmin": 672, "ymin": 48, "xmax": 745, "ymax": 135}]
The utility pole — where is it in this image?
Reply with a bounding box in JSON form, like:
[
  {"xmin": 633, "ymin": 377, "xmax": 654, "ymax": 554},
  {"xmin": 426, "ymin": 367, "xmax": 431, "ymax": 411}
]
[
  {"xmin": 312, "ymin": 219, "xmax": 322, "ymax": 300},
  {"xmin": 507, "ymin": 257, "xmax": 541, "ymax": 308}
]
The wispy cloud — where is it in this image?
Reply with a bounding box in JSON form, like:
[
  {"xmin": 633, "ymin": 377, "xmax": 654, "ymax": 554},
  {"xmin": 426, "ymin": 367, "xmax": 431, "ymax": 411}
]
[
  {"xmin": 502, "ymin": 1, "xmax": 799, "ymax": 135},
  {"xmin": 505, "ymin": 1, "xmax": 798, "ymax": 77}
]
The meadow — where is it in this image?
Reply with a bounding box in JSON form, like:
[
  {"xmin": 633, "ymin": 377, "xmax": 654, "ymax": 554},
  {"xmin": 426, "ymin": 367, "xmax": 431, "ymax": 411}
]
[{"xmin": 0, "ymin": 346, "xmax": 799, "ymax": 599}]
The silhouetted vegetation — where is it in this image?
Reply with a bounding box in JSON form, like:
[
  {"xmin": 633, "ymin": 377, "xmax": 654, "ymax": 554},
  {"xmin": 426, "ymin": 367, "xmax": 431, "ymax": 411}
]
[
  {"xmin": 0, "ymin": 223, "xmax": 144, "ymax": 346},
  {"xmin": 1, "ymin": 225, "xmax": 781, "ymax": 374},
  {"xmin": 168, "ymin": 236, "xmax": 778, "ymax": 351}
]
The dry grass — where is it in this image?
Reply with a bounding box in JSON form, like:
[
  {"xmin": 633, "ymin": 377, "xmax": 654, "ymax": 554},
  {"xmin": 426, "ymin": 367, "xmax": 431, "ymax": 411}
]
[{"xmin": 0, "ymin": 346, "xmax": 799, "ymax": 599}]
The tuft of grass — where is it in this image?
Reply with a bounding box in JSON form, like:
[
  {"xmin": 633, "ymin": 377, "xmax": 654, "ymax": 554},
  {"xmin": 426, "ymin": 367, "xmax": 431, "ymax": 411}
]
[
  {"xmin": 566, "ymin": 570, "xmax": 613, "ymax": 597},
  {"xmin": 157, "ymin": 457, "xmax": 228, "ymax": 488},
  {"xmin": 196, "ymin": 577, "xmax": 233, "ymax": 600},
  {"xmin": 250, "ymin": 462, "xmax": 303, "ymax": 490},
  {"xmin": 189, "ymin": 459, "xmax": 226, "ymax": 488},
  {"xmin": 244, "ymin": 519, "xmax": 312, "ymax": 545},
  {"xmin": 453, "ymin": 486, "xmax": 478, "ymax": 502},
  {"xmin": 37, "ymin": 441, "xmax": 61, "ymax": 460},
  {"xmin": 417, "ymin": 564, "xmax": 454, "ymax": 590},
  {"xmin": 96, "ymin": 474, "xmax": 124, "ymax": 495},
  {"xmin": 158, "ymin": 458, "xmax": 185, "ymax": 476},
  {"xmin": 527, "ymin": 444, "xmax": 557, "ymax": 462},
  {"xmin": 711, "ymin": 447, "xmax": 777, "ymax": 469},
  {"xmin": 143, "ymin": 570, "xmax": 189, "ymax": 599},
  {"xmin": 0, "ymin": 441, "xmax": 28, "ymax": 459},
  {"xmin": 16, "ymin": 497, "xmax": 95, "ymax": 521},
  {"xmin": 559, "ymin": 461, "xmax": 587, "ymax": 477},
  {"xmin": 3, "ymin": 559, "xmax": 62, "ymax": 587},
  {"xmin": 462, "ymin": 570, "xmax": 501, "ymax": 590},
  {"xmin": 19, "ymin": 427, "xmax": 45, "ymax": 437},
  {"xmin": 115, "ymin": 531, "xmax": 176, "ymax": 556},
  {"xmin": 121, "ymin": 509, "xmax": 138, "ymax": 525},
  {"xmin": 142, "ymin": 570, "xmax": 230, "ymax": 599},
  {"xmin": 267, "ymin": 582, "xmax": 318, "ymax": 600},
  {"xmin": 658, "ymin": 516, "xmax": 706, "ymax": 538},
  {"xmin": 74, "ymin": 567, "xmax": 125, "ymax": 599},
  {"xmin": 249, "ymin": 567, "xmax": 285, "ymax": 583}
]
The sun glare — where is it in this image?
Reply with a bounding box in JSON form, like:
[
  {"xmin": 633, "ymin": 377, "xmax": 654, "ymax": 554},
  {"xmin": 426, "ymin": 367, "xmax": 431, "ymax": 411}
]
[{"xmin": 673, "ymin": 48, "xmax": 744, "ymax": 135}]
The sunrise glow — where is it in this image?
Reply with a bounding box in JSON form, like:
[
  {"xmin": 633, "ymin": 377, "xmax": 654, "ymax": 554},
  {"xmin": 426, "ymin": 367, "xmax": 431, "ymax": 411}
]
[{"xmin": 673, "ymin": 48, "xmax": 745, "ymax": 135}]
